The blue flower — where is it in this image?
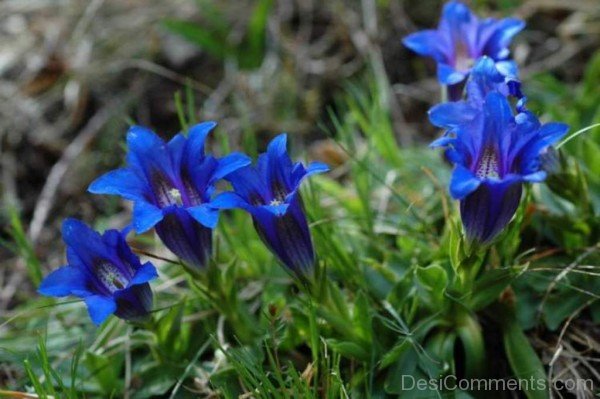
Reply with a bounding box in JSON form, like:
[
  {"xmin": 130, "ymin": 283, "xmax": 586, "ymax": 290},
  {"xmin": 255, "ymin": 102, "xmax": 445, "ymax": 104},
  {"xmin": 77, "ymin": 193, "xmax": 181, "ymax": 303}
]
[
  {"xmin": 39, "ymin": 219, "xmax": 158, "ymax": 325},
  {"xmin": 403, "ymin": 1, "xmax": 524, "ymax": 87},
  {"xmin": 212, "ymin": 134, "xmax": 329, "ymax": 278},
  {"xmin": 89, "ymin": 122, "xmax": 250, "ymax": 270},
  {"xmin": 429, "ymin": 87, "xmax": 568, "ymax": 244},
  {"xmin": 429, "ymin": 57, "xmax": 525, "ymax": 130}
]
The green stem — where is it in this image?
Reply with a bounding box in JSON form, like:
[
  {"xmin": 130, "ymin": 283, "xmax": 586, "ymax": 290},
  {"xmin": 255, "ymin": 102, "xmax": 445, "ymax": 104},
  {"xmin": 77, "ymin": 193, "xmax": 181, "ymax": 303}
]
[
  {"xmin": 455, "ymin": 311, "xmax": 486, "ymax": 378},
  {"xmin": 187, "ymin": 272, "xmax": 256, "ymax": 343}
]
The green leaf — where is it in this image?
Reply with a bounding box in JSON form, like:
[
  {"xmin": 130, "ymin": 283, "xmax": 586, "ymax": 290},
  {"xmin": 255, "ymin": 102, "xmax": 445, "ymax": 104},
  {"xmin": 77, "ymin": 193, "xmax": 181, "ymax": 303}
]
[
  {"xmin": 380, "ymin": 338, "xmax": 410, "ymax": 369},
  {"xmin": 210, "ymin": 367, "xmax": 243, "ymax": 398},
  {"xmin": 456, "ymin": 313, "xmax": 486, "ymax": 379},
  {"xmin": 416, "ymin": 264, "xmax": 448, "ymax": 309},
  {"xmin": 85, "ymin": 351, "xmax": 122, "ymax": 395},
  {"xmin": 326, "ymin": 339, "xmax": 369, "ymax": 361},
  {"xmin": 237, "ymin": 0, "xmax": 273, "ymax": 69},
  {"xmin": 470, "ymin": 268, "xmax": 514, "ymax": 310},
  {"xmin": 155, "ymin": 301, "xmax": 190, "ymax": 361},
  {"xmin": 503, "ymin": 319, "xmax": 549, "ymax": 399},
  {"xmin": 162, "ymin": 19, "xmax": 230, "ymax": 60},
  {"xmin": 353, "ymin": 292, "xmax": 372, "ymax": 342}
]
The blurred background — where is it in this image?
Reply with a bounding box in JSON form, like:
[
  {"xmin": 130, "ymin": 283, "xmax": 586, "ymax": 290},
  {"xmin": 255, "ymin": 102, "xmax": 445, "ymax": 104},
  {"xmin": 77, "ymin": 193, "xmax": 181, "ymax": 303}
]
[{"xmin": 1, "ymin": 0, "xmax": 599, "ymax": 392}]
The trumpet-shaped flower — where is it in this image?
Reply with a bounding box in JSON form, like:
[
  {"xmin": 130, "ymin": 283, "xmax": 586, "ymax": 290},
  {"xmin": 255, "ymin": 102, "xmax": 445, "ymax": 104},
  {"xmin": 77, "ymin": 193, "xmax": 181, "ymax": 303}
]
[
  {"xmin": 212, "ymin": 134, "xmax": 329, "ymax": 278},
  {"xmin": 429, "ymin": 56, "xmax": 525, "ymax": 130},
  {"xmin": 403, "ymin": 1, "xmax": 524, "ymax": 87},
  {"xmin": 430, "ymin": 90, "xmax": 568, "ymax": 244},
  {"xmin": 39, "ymin": 219, "xmax": 158, "ymax": 325},
  {"xmin": 89, "ymin": 122, "xmax": 250, "ymax": 270}
]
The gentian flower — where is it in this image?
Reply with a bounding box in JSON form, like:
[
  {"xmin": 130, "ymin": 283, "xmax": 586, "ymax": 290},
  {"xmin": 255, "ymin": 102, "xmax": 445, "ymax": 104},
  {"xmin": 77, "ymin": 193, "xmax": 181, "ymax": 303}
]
[
  {"xmin": 403, "ymin": 1, "xmax": 524, "ymax": 96},
  {"xmin": 429, "ymin": 85, "xmax": 568, "ymax": 244},
  {"xmin": 429, "ymin": 56, "xmax": 525, "ymax": 130},
  {"xmin": 212, "ymin": 134, "xmax": 329, "ymax": 278},
  {"xmin": 89, "ymin": 122, "xmax": 250, "ymax": 271},
  {"xmin": 39, "ymin": 219, "xmax": 158, "ymax": 325}
]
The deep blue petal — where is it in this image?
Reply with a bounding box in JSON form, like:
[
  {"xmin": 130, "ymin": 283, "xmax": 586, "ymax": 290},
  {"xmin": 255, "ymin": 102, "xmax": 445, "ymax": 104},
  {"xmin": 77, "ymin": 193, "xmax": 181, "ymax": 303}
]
[
  {"xmin": 403, "ymin": 30, "xmax": 446, "ymax": 62},
  {"xmin": 114, "ymin": 284, "xmax": 153, "ymax": 321},
  {"xmin": 251, "ymin": 195, "xmax": 315, "ymax": 277},
  {"xmin": 460, "ymin": 179, "xmax": 522, "ymax": 244},
  {"xmin": 537, "ymin": 123, "xmax": 569, "ymax": 146},
  {"xmin": 522, "ymin": 171, "xmax": 547, "ymax": 183},
  {"xmin": 438, "ymin": 63, "xmax": 468, "ymax": 85},
  {"xmin": 62, "ymin": 219, "xmax": 111, "ymax": 272},
  {"xmin": 259, "ymin": 203, "xmax": 290, "ymax": 216},
  {"xmin": 84, "ymin": 295, "xmax": 117, "ymax": 326},
  {"xmin": 224, "ymin": 166, "xmax": 270, "ymax": 205},
  {"xmin": 290, "ymin": 161, "xmax": 329, "ymax": 188},
  {"xmin": 449, "ymin": 165, "xmax": 481, "ymax": 199},
  {"xmin": 132, "ymin": 201, "xmax": 164, "ymax": 233},
  {"xmin": 129, "ymin": 262, "xmax": 159, "ymax": 286},
  {"xmin": 186, "ymin": 122, "xmax": 217, "ymax": 158},
  {"xmin": 212, "ymin": 152, "xmax": 252, "ymax": 182},
  {"xmin": 495, "ymin": 60, "xmax": 519, "ymax": 79},
  {"xmin": 482, "ymin": 92, "xmax": 513, "ymax": 151},
  {"xmin": 62, "ymin": 218, "xmax": 102, "ymax": 251},
  {"xmin": 155, "ymin": 208, "xmax": 212, "ymax": 269},
  {"xmin": 185, "ymin": 156, "xmax": 218, "ymax": 202},
  {"xmin": 304, "ymin": 161, "xmax": 330, "ymax": 175},
  {"xmin": 442, "ymin": 1, "xmax": 473, "ymax": 27},
  {"xmin": 88, "ymin": 168, "xmax": 148, "ymax": 202},
  {"xmin": 38, "ymin": 265, "xmax": 86, "ymax": 297},
  {"xmin": 429, "ymin": 102, "xmax": 477, "ymax": 128},
  {"xmin": 210, "ymin": 192, "xmax": 250, "ymax": 210},
  {"xmin": 480, "ymin": 18, "xmax": 525, "ymax": 59},
  {"xmin": 167, "ymin": 133, "xmax": 187, "ymax": 171},
  {"xmin": 187, "ymin": 204, "xmax": 220, "ymax": 229},
  {"xmin": 126, "ymin": 126, "xmax": 176, "ymax": 180},
  {"xmin": 265, "ymin": 134, "xmax": 294, "ymax": 197}
]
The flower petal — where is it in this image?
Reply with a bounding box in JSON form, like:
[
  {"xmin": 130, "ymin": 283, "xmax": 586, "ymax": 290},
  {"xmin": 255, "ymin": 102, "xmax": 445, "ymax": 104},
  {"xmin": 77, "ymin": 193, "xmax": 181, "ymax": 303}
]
[
  {"xmin": 438, "ymin": 63, "xmax": 468, "ymax": 85},
  {"xmin": 212, "ymin": 152, "xmax": 252, "ymax": 182},
  {"xmin": 155, "ymin": 208, "xmax": 212, "ymax": 269},
  {"xmin": 126, "ymin": 126, "xmax": 179, "ymax": 185},
  {"xmin": 187, "ymin": 204, "xmax": 220, "ymax": 229},
  {"xmin": 522, "ymin": 171, "xmax": 547, "ymax": 182},
  {"xmin": 210, "ymin": 192, "xmax": 250, "ymax": 210},
  {"xmin": 480, "ymin": 18, "xmax": 525, "ymax": 59},
  {"xmin": 460, "ymin": 179, "xmax": 522, "ymax": 244},
  {"xmin": 133, "ymin": 201, "xmax": 164, "ymax": 233},
  {"xmin": 186, "ymin": 122, "xmax": 217, "ymax": 158},
  {"xmin": 129, "ymin": 262, "xmax": 158, "ymax": 286},
  {"xmin": 450, "ymin": 165, "xmax": 481, "ymax": 199},
  {"xmin": 38, "ymin": 265, "xmax": 86, "ymax": 297},
  {"xmin": 259, "ymin": 203, "xmax": 290, "ymax": 216},
  {"xmin": 114, "ymin": 284, "xmax": 153, "ymax": 321},
  {"xmin": 84, "ymin": 295, "xmax": 117, "ymax": 326},
  {"xmin": 429, "ymin": 102, "xmax": 477, "ymax": 128},
  {"xmin": 88, "ymin": 168, "xmax": 148, "ymax": 201},
  {"xmin": 402, "ymin": 30, "xmax": 446, "ymax": 62},
  {"xmin": 224, "ymin": 166, "xmax": 269, "ymax": 205}
]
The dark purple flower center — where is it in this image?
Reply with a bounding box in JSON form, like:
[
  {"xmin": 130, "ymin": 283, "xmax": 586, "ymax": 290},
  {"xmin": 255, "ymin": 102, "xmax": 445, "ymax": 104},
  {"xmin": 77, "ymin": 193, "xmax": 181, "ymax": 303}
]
[
  {"xmin": 94, "ymin": 260, "xmax": 129, "ymax": 293},
  {"xmin": 475, "ymin": 146, "xmax": 500, "ymax": 179},
  {"xmin": 149, "ymin": 170, "xmax": 203, "ymax": 208},
  {"xmin": 271, "ymin": 182, "xmax": 288, "ymax": 202},
  {"xmin": 150, "ymin": 171, "xmax": 182, "ymax": 207},
  {"xmin": 454, "ymin": 40, "xmax": 474, "ymax": 72}
]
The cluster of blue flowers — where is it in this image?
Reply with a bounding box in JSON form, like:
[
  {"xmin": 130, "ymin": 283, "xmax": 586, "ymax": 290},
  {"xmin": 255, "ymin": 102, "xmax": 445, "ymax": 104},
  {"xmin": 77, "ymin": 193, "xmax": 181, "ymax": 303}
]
[
  {"xmin": 39, "ymin": 1, "xmax": 570, "ymax": 326},
  {"xmin": 404, "ymin": 1, "xmax": 569, "ymax": 244},
  {"xmin": 40, "ymin": 123, "xmax": 328, "ymax": 325}
]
